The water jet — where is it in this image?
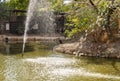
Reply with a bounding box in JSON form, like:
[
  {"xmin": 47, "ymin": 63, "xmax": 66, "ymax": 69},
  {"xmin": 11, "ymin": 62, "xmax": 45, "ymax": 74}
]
[{"xmin": 22, "ymin": 0, "xmax": 55, "ymax": 53}]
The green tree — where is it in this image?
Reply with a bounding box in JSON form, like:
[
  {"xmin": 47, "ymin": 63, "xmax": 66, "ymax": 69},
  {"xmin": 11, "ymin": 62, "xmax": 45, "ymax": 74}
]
[
  {"xmin": 88, "ymin": 0, "xmax": 120, "ymax": 35},
  {"xmin": 7, "ymin": 0, "xmax": 29, "ymax": 10},
  {"xmin": 54, "ymin": 0, "xmax": 120, "ymax": 37},
  {"xmin": 64, "ymin": 0, "xmax": 97, "ymax": 37},
  {"xmin": 50, "ymin": 0, "xmax": 64, "ymax": 12},
  {"xmin": 0, "ymin": 1, "xmax": 10, "ymax": 19}
]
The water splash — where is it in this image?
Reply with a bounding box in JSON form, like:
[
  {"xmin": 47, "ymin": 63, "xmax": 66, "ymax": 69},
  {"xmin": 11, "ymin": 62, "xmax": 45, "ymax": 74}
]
[
  {"xmin": 24, "ymin": 57, "xmax": 120, "ymax": 80},
  {"xmin": 22, "ymin": 0, "xmax": 55, "ymax": 53},
  {"xmin": 24, "ymin": 57, "xmax": 76, "ymax": 66},
  {"xmin": 22, "ymin": 0, "xmax": 37, "ymax": 53}
]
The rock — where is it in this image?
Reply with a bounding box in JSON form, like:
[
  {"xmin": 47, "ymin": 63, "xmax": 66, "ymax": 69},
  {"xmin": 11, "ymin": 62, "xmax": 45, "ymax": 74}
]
[
  {"xmin": 54, "ymin": 42, "xmax": 79, "ymax": 54},
  {"xmin": 76, "ymin": 53, "xmax": 84, "ymax": 57},
  {"xmin": 54, "ymin": 46, "xmax": 65, "ymax": 53},
  {"xmin": 79, "ymin": 53, "xmax": 84, "ymax": 56},
  {"xmin": 73, "ymin": 51, "xmax": 77, "ymax": 55},
  {"xmin": 117, "ymin": 55, "xmax": 120, "ymax": 58},
  {"xmin": 105, "ymin": 48, "xmax": 118, "ymax": 54},
  {"xmin": 65, "ymin": 50, "xmax": 72, "ymax": 54},
  {"xmin": 54, "ymin": 36, "xmax": 120, "ymax": 59}
]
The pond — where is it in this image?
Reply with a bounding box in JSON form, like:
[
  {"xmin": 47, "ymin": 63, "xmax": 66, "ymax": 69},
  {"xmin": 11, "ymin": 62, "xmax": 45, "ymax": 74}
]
[{"xmin": 0, "ymin": 42, "xmax": 120, "ymax": 81}]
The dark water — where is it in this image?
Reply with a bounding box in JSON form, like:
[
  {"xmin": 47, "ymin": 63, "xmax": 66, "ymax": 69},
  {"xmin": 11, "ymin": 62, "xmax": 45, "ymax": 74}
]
[{"xmin": 0, "ymin": 42, "xmax": 120, "ymax": 81}]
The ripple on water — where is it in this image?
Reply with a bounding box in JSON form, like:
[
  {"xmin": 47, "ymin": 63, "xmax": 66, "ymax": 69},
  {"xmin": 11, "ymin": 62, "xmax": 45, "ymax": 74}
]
[
  {"xmin": 24, "ymin": 57, "xmax": 120, "ymax": 80},
  {"xmin": 52, "ymin": 68, "xmax": 120, "ymax": 79},
  {"xmin": 24, "ymin": 57, "xmax": 76, "ymax": 66}
]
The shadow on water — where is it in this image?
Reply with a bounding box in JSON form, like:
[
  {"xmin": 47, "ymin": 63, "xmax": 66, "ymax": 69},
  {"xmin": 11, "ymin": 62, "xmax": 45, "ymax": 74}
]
[
  {"xmin": 111, "ymin": 59, "xmax": 120, "ymax": 72},
  {"xmin": 78, "ymin": 56, "xmax": 120, "ymax": 72},
  {"xmin": 0, "ymin": 42, "xmax": 35, "ymax": 55},
  {"xmin": 0, "ymin": 41, "xmax": 56, "ymax": 55}
]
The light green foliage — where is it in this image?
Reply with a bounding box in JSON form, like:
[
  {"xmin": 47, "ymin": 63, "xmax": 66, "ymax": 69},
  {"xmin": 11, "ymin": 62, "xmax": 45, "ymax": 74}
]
[
  {"xmin": 7, "ymin": 0, "xmax": 29, "ymax": 10},
  {"xmin": 96, "ymin": 0, "xmax": 120, "ymax": 30},
  {"xmin": 50, "ymin": 0, "xmax": 63, "ymax": 12},
  {"xmin": 51, "ymin": 0, "xmax": 120, "ymax": 37},
  {"xmin": 64, "ymin": 1, "xmax": 97, "ymax": 37},
  {"xmin": 51, "ymin": 0, "xmax": 98, "ymax": 37}
]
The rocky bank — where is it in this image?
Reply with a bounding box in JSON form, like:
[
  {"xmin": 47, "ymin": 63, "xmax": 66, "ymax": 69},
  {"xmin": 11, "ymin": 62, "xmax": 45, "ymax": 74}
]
[{"xmin": 54, "ymin": 33, "xmax": 120, "ymax": 58}]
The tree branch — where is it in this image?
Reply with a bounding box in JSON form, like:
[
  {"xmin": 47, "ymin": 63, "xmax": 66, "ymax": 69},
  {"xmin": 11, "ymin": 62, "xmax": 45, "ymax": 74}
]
[
  {"xmin": 89, "ymin": 0, "xmax": 98, "ymax": 13},
  {"xmin": 111, "ymin": 0, "xmax": 115, "ymax": 4}
]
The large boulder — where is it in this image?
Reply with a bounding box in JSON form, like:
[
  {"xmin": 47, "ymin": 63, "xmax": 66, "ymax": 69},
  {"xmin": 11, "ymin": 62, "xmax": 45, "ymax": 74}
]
[{"xmin": 54, "ymin": 42, "xmax": 79, "ymax": 54}]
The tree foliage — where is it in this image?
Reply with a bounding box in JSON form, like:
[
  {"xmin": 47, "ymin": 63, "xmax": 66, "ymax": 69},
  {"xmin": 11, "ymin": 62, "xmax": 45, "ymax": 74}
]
[
  {"xmin": 7, "ymin": 0, "xmax": 29, "ymax": 10},
  {"xmin": 0, "ymin": 1, "xmax": 10, "ymax": 19},
  {"xmin": 51, "ymin": 0, "xmax": 120, "ymax": 37},
  {"xmin": 0, "ymin": 0, "xmax": 120, "ymax": 37},
  {"xmin": 0, "ymin": 0, "xmax": 29, "ymax": 19}
]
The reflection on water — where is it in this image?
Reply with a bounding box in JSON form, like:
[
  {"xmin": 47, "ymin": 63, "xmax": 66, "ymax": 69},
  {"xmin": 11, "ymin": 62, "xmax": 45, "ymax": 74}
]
[
  {"xmin": 0, "ymin": 42, "xmax": 120, "ymax": 81},
  {"xmin": 0, "ymin": 42, "xmax": 36, "ymax": 55}
]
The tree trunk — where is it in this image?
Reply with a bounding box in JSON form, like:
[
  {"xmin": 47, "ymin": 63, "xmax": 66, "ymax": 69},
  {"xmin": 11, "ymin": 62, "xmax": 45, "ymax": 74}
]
[{"xmin": 118, "ymin": 19, "xmax": 120, "ymax": 33}]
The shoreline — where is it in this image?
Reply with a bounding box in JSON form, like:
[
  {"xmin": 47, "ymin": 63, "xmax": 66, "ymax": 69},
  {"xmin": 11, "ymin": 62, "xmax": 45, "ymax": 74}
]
[
  {"xmin": 0, "ymin": 35, "xmax": 65, "ymax": 42},
  {"xmin": 54, "ymin": 38, "xmax": 120, "ymax": 59},
  {"xmin": 0, "ymin": 34, "xmax": 120, "ymax": 59}
]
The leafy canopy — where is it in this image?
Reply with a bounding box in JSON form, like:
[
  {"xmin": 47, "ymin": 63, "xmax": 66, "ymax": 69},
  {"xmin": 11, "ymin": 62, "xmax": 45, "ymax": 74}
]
[{"xmin": 7, "ymin": 0, "xmax": 29, "ymax": 10}]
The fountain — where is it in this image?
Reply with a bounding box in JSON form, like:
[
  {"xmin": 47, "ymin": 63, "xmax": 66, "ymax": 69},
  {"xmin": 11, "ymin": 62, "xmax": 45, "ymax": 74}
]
[{"xmin": 22, "ymin": 0, "xmax": 55, "ymax": 53}]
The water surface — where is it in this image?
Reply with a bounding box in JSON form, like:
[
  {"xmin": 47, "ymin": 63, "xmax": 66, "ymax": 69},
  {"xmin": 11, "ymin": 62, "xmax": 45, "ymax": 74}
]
[{"xmin": 0, "ymin": 42, "xmax": 120, "ymax": 81}]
